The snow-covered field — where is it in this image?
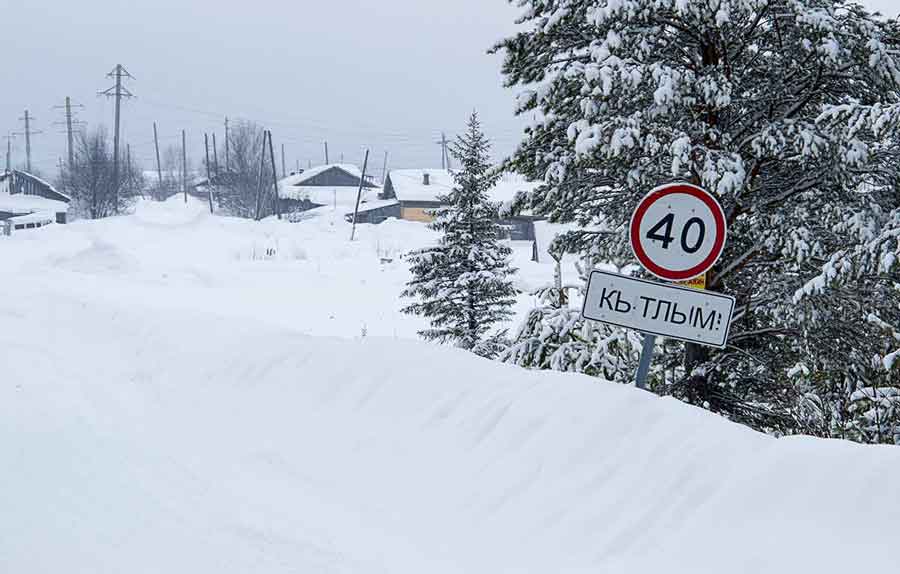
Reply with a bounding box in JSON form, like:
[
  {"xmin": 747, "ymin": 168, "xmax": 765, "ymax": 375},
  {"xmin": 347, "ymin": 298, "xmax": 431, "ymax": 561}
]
[{"xmin": 2, "ymin": 198, "xmax": 899, "ymax": 573}]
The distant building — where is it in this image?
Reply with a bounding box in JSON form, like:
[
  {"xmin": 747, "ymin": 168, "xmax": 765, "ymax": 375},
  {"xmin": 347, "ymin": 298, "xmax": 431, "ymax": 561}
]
[
  {"xmin": 0, "ymin": 170, "xmax": 70, "ymax": 233},
  {"xmin": 379, "ymin": 169, "xmax": 454, "ymax": 222},
  {"xmin": 354, "ymin": 168, "xmax": 542, "ymax": 241},
  {"xmin": 278, "ymin": 164, "xmax": 379, "ymax": 213}
]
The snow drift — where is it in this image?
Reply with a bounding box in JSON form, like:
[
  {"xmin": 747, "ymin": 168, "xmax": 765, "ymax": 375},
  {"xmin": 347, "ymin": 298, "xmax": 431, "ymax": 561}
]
[{"xmin": 2, "ymin": 199, "xmax": 898, "ymax": 573}]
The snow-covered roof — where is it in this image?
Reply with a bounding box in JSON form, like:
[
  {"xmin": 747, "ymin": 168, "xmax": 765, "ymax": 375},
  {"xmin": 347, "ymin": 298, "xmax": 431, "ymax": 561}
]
[
  {"xmin": 351, "ymin": 198, "xmax": 399, "ymax": 214},
  {"xmin": 0, "ymin": 193, "xmax": 69, "ymax": 214},
  {"xmin": 386, "ymin": 169, "xmax": 540, "ymax": 205},
  {"xmin": 283, "ymin": 186, "xmax": 379, "ymax": 206},
  {"xmin": 387, "ymin": 169, "xmax": 454, "ymax": 203},
  {"xmin": 279, "ymin": 164, "xmax": 366, "ymax": 187},
  {"xmin": 277, "ymin": 164, "xmax": 381, "ymax": 203},
  {"xmin": 8, "ymin": 211, "xmax": 57, "ymax": 225},
  {"xmin": 1, "ymin": 170, "xmax": 72, "ymax": 202}
]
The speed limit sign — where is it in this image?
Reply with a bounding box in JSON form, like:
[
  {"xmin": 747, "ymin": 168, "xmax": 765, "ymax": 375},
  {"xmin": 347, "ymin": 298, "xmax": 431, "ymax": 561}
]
[{"xmin": 630, "ymin": 183, "xmax": 727, "ymax": 281}]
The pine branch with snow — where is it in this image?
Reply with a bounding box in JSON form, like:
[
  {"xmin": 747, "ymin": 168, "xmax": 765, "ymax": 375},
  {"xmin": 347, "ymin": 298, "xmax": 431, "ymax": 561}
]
[{"xmin": 494, "ymin": 0, "xmax": 900, "ymax": 441}]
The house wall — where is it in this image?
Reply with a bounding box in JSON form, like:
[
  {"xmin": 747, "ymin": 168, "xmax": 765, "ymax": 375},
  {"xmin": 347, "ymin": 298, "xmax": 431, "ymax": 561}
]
[
  {"xmin": 350, "ymin": 203, "xmax": 402, "ymax": 224},
  {"xmin": 278, "ymin": 197, "xmax": 316, "ymax": 214},
  {"xmin": 398, "ymin": 201, "xmax": 442, "ymax": 223},
  {"xmin": 400, "ymin": 206, "xmax": 434, "ymax": 223},
  {"xmin": 497, "ymin": 218, "xmax": 537, "ymax": 241},
  {"xmin": 7, "ymin": 172, "xmax": 69, "ymax": 203}
]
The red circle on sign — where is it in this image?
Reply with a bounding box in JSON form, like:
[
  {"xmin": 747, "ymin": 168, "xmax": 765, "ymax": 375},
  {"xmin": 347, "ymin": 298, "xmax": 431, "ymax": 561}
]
[{"xmin": 629, "ymin": 183, "xmax": 726, "ymax": 281}]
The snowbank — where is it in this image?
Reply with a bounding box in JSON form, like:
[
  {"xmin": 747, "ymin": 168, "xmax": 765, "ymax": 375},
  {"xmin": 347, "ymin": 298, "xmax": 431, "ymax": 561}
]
[{"xmin": 1, "ymin": 197, "xmax": 898, "ymax": 573}]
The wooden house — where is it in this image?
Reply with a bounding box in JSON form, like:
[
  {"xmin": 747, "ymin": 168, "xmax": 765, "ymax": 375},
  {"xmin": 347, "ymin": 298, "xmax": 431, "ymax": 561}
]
[
  {"xmin": 0, "ymin": 170, "xmax": 70, "ymax": 233},
  {"xmin": 277, "ymin": 164, "xmax": 379, "ymax": 213},
  {"xmin": 364, "ymin": 168, "xmax": 542, "ymax": 240}
]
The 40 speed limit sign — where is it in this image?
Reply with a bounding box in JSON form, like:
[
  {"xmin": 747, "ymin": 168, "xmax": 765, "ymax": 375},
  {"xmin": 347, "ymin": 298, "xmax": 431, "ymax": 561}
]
[{"xmin": 630, "ymin": 183, "xmax": 727, "ymax": 281}]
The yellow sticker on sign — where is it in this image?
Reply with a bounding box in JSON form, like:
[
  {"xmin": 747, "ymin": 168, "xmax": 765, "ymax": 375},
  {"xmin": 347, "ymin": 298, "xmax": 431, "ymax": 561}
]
[{"xmin": 675, "ymin": 274, "xmax": 707, "ymax": 290}]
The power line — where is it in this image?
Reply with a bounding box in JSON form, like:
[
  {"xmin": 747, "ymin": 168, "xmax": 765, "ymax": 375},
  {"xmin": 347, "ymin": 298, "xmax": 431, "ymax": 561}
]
[{"xmin": 136, "ymin": 95, "xmax": 525, "ymax": 142}]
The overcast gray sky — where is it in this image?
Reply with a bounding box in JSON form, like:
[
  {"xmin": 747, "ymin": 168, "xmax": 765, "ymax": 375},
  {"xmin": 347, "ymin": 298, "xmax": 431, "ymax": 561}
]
[{"xmin": 2, "ymin": 0, "xmax": 898, "ymax": 178}]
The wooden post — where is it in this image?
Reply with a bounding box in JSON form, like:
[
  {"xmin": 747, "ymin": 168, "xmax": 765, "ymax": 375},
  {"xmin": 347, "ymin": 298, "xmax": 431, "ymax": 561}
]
[
  {"xmin": 350, "ymin": 149, "xmax": 370, "ymax": 241},
  {"xmin": 267, "ymin": 130, "xmax": 281, "ymax": 220},
  {"xmin": 254, "ymin": 130, "xmax": 267, "ymax": 221},
  {"xmin": 65, "ymin": 97, "xmax": 75, "ymax": 171},
  {"xmin": 381, "ymin": 150, "xmax": 389, "ymax": 184},
  {"xmin": 280, "ymin": 143, "xmax": 286, "ymax": 178},
  {"xmin": 212, "ymin": 132, "xmax": 219, "ymax": 177},
  {"xmin": 224, "ymin": 117, "xmax": 230, "ymax": 173},
  {"xmin": 153, "ymin": 122, "xmax": 163, "ymax": 192},
  {"xmin": 181, "ymin": 129, "xmax": 187, "ymax": 203},
  {"xmin": 204, "ymin": 133, "xmax": 214, "ymax": 214},
  {"xmin": 324, "ymin": 141, "xmax": 329, "ymax": 164}
]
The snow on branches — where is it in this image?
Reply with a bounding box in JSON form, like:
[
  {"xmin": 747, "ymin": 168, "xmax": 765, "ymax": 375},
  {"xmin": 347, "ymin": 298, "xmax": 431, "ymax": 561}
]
[
  {"xmin": 402, "ymin": 113, "xmax": 518, "ymax": 356},
  {"xmin": 495, "ymin": 0, "xmax": 900, "ymax": 441}
]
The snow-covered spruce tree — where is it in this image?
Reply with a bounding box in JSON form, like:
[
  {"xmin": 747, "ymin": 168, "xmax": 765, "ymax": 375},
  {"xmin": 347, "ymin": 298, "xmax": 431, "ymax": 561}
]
[
  {"xmin": 494, "ymin": 0, "xmax": 900, "ymax": 440},
  {"xmin": 401, "ymin": 113, "xmax": 518, "ymax": 357}
]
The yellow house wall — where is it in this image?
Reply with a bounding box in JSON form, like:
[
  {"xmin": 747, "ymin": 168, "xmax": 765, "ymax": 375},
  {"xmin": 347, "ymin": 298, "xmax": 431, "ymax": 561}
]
[{"xmin": 401, "ymin": 206, "xmax": 436, "ymax": 223}]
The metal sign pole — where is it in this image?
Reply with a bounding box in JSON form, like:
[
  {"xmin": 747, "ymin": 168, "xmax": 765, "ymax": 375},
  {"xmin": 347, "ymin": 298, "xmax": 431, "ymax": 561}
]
[{"xmin": 635, "ymin": 334, "xmax": 655, "ymax": 390}]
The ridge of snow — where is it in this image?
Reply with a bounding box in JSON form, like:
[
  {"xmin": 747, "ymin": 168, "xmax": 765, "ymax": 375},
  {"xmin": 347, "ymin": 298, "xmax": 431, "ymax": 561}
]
[{"xmin": 1, "ymin": 197, "xmax": 898, "ymax": 573}]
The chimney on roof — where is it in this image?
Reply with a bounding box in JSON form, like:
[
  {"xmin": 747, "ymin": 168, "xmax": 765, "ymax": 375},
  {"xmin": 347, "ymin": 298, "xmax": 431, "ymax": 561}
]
[{"xmin": 423, "ymin": 172, "xmax": 430, "ymax": 185}]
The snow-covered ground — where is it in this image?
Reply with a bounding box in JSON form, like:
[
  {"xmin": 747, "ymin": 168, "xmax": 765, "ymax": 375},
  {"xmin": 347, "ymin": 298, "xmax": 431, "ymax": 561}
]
[{"xmin": 2, "ymin": 197, "xmax": 899, "ymax": 573}]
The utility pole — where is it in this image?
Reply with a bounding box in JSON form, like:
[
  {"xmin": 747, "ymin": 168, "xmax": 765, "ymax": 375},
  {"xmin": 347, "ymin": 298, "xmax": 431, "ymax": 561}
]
[
  {"xmin": 153, "ymin": 122, "xmax": 163, "ymax": 190},
  {"xmin": 181, "ymin": 129, "xmax": 187, "ymax": 203},
  {"xmin": 54, "ymin": 97, "xmax": 85, "ymax": 172},
  {"xmin": 224, "ymin": 117, "xmax": 230, "ymax": 173},
  {"xmin": 204, "ymin": 133, "xmax": 214, "ymax": 214},
  {"xmin": 267, "ymin": 131, "xmax": 281, "ymax": 220},
  {"xmin": 212, "ymin": 132, "xmax": 219, "ymax": 176},
  {"xmin": 100, "ymin": 64, "xmax": 135, "ymax": 213},
  {"xmin": 280, "ymin": 143, "xmax": 286, "ymax": 178},
  {"xmin": 381, "ymin": 150, "xmax": 389, "ymax": 184},
  {"xmin": 324, "ymin": 141, "xmax": 329, "ymax": 164},
  {"xmin": 16, "ymin": 110, "xmax": 42, "ymax": 173},
  {"xmin": 350, "ymin": 149, "xmax": 370, "ymax": 241},
  {"xmin": 126, "ymin": 144, "xmax": 132, "ymax": 195},
  {"xmin": 436, "ymin": 132, "xmax": 450, "ymax": 170},
  {"xmin": 254, "ymin": 131, "xmax": 267, "ymax": 221},
  {"xmin": 4, "ymin": 134, "xmax": 14, "ymax": 173},
  {"xmin": 65, "ymin": 98, "xmax": 75, "ymax": 169}
]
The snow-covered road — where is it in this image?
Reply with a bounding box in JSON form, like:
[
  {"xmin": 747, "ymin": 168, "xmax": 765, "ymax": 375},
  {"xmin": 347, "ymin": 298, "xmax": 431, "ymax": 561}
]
[{"xmin": 2, "ymin": 199, "xmax": 899, "ymax": 573}]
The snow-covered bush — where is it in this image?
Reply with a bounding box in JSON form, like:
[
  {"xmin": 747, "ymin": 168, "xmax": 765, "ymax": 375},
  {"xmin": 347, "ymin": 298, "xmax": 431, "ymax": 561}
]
[{"xmin": 504, "ymin": 274, "xmax": 642, "ymax": 382}]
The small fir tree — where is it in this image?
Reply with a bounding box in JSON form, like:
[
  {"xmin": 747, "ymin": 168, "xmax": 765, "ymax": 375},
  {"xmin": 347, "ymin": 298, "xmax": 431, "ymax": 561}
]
[{"xmin": 402, "ymin": 113, "xmax": 518, "ymax": 356}]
